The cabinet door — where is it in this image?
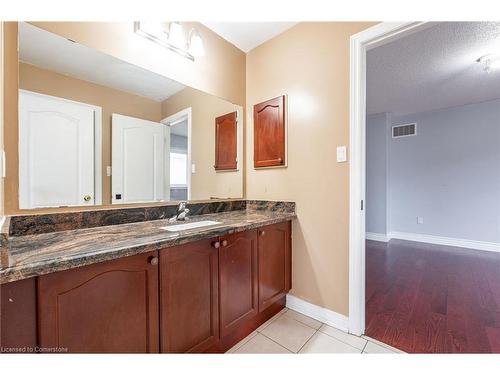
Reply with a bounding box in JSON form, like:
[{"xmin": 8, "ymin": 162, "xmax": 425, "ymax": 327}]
[
  {"xmin": 253, "ymin": 95, "xmax": 286, "ymax": 168},
  {"xmin": 1, "ymin": 278, "xmax": 37, "ymax": 351},
  {"xmin": 258, "ymin": 221, "xmax": 292, "ymax": 312},
  {"xmin": 214, "ymin": 111, "xmax": 237, "ymax": 170},
  {"xmin": 38, "ymin": 252, "xmax": 159, "ymax": 353},
  {"xmin": 160, "ymin": 239, "xmax": 219, "ymax": 353},
  {"xmin": 219, "ymin": 230, "xmax": 258, "ymax": 336}
]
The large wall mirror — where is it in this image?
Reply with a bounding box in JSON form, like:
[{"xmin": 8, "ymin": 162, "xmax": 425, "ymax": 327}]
[{"xmin": 16, "ymin": 22, "xmax": 243, "ymax": 210}]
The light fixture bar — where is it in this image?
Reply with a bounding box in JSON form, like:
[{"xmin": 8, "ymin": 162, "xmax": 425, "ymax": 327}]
[{"xmin": 134, "ymin": 22, "xmax": 195, "ymax": 61}]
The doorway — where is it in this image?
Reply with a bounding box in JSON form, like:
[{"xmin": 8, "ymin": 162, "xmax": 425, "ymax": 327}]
[
  {"xmin": 349, "ymin": 22, "xmax": 430, "ymax": 338},
  {"xmin": 162, "ymin": 107, "xmax": 192, "ymax": 201},
  {"xmin": 349, "ymin": 22, "xmax": 500, "ymax": 353}
]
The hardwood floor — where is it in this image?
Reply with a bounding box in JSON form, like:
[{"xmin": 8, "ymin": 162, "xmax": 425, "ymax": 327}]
[{"xmin": 365, "ymin": 239, "xmax": 500, "ymax": 353}]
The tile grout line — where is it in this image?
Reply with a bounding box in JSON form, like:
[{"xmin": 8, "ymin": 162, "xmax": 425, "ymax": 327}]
[
  {"xmin": 258, "ymin": 311, "xmax": 320, "ymax": 352},
  {"xmin": 318, "ymin": 324, "xmax": 368, "ymax": 352},
  {"xmin": 254, "ymin": 332, "xmax": 294, "ymax": 353},
  {"xmin": 295, "ymin": 326, "xmax": 320, "ymax": 353},
  {"xmin": 274, "ymin": 313, "xmax": 322, "ymax": 353},
  {"xmin": 361, "ymin": 340, "xmax": 368, "ymax": 352}
]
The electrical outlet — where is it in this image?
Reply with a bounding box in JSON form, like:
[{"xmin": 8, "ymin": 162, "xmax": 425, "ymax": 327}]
[{"xmin": 417, "ymin": 216, "xmax": 424, "ymax": 224}]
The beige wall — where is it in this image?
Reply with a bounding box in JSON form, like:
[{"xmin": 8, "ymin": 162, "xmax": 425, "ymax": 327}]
[
  {"xmin": 3, "ymin": 22, "xmax": 18, "ymax": 215},
  {"xmin": 161, "ymin": 87, "xmax": 243, "ymax": 200},
  {"xmin": 30, "ymin": 22, "xmax": 246, "ymax": 106},
  {"xmin": 246, "ymin": 22, "xmax": 375, "ymax": 316},
  {"xmin": 18, "ymin": 62, "xmax": 162, "ymax": 209}
]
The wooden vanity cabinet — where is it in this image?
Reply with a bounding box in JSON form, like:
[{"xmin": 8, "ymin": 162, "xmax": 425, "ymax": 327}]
[
  {"xmin": 159, "ymin": 238, "xmax": 219, "ymax": 353},
  {"xmin": 214, "ymin": 111, "xmax": 238, "ymax": 171},
  {"xmin": 37, "ymin": 251, "xmax": 160, "ymax": 353},
  {"xmin": 253, "ymin": 95, "xmax": 286, "ymax": 168},
  {"xmin": 218, "ymin": 230, "xmax": 259, "ymax": 337},
  {"xmin": 257, "ymin": 222, "xmax": 292, "ymax": 311},
  {"xmin": 1, "ymin": 220, "xmax": 292, "ymax": 354}
]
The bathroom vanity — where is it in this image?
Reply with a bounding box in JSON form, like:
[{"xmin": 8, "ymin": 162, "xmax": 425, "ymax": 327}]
[
  {"xmin": 0, "ymin": 23, "xmax": 295, "ymax": 354},
  {"xmin": 0, "ymin": 200, "xmax": 295, "ymax": 353}
]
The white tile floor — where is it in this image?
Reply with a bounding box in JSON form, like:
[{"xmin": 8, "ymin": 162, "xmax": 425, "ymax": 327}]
[{"xmin": 227, "ymin": 308, "xmax": 405, "ymax": 354}]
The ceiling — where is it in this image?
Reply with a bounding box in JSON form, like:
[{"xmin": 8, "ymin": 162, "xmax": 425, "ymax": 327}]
[
  {"xmin": 19, "ymin": 22, "xmax": 186, "ymax": 102},
  {"xmin": 202, "ymin": 22, "xmax": 298, "ymax": 52},
  {"xmin": 367, "ymin": 22, "xmax": 500, "ymax": 116}
]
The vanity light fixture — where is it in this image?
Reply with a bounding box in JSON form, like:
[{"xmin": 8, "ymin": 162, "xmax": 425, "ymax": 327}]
[
  {"xmin": 476, "ymin": 53, "xmax": 500, "ymax": 73},
  {"xmin": 134, "ymin": 21, "xmax": 205, "ymax": 61}
]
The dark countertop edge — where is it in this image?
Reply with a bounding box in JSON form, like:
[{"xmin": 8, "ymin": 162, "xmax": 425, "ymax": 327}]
[{"xmin": 0, "ymin": 213, "xmax": 296, "ymax": 284}]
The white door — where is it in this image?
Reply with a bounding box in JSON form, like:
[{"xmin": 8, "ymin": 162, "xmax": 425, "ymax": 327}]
[
  {"xmin": 19, "ymin": 91, "xmax": 96, "ymax": 209},
  {"xmin": 112, "ymin": 113, "xmax": 170, "ymax": 204}
]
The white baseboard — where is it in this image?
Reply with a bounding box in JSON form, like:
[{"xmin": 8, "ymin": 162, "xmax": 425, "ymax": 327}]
[
  {"xmin": 365, "ymin": 232, "xmax": 389, "ymax": 242},
  {"xmin": 286, "ymin": 294, "xmax": 349, "ymax": 333},
  {"xmin": 388, "ymin": 231, "xmax": 500, "ymax": 253}
]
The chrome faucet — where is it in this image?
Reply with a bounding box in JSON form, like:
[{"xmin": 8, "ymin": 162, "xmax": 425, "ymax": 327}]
[{"xmin": 169, "ymin": 201, "xmax": 190, "ymax": 222}]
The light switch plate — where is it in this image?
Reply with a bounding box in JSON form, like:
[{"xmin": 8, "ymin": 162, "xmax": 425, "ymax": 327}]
[
  {"xmin": 191, "ymin": 163, "xmax": 196, "ymax": 173},
  {"xmin": 336, "ymin": 146, "xmax": 347, "ymax": 162},
  {"xmin": 106, "ymin": 166, "xmax": 112, "ymax": 177},
  {"xmin": 417, "ymin": 216, "xmax": 424, "ymax": 224}
]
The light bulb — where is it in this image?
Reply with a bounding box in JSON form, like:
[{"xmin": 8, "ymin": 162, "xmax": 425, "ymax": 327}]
[
  {"xmin": 168, "ymin": 22, "xmax": 186, "ymax": 49},
  {"xmin": 188, "ymin": 30, "xmax": 205, "ymax": 57}
]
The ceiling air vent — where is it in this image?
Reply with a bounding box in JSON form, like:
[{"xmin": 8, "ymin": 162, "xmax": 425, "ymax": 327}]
[{"xmin": 392, "ymin": 123, "xmax": 417, "ymax": 138}]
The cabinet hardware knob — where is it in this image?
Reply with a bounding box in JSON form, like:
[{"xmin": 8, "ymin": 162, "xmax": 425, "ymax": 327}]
[
  {"xmin": 83, "ymin": 195, "xmax": 92, "ymax": 202},
  {"xmin": 212, "ymin": 241, "xmax": 221, "ymax": 248},
  {"xmin": 259, "ymin": 230, "xmax": 266, "ymax": 236},
  {"xmin": 149, "ymin": 256, "xmax": 159, "ymax": 265},
  {"xmin": 221, "ymin": 240, "xmax": 228, "ymax": 247}
]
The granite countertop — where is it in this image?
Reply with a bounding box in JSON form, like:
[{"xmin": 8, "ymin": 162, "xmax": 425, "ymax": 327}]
[{"xmin": 0, "ymin": 208, "xmax": 295, "ymax": 284}]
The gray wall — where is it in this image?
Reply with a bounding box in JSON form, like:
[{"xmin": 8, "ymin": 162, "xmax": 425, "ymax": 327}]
[
  {"xmin": 366, "ymin": 113, "xmax": 391, "ymax": 234},
  {"xmin": 366, "ymin": 99, "xmax": 500, "ymax": 243}
]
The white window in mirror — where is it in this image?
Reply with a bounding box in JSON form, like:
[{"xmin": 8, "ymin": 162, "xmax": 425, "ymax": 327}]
[{"xmin": 170, "ymin": 152, "xmax": 188, "ymax": 187}]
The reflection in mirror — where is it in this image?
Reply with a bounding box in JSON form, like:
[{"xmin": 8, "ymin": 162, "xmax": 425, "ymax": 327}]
[{"xmin": 17, "ymin": 22, "xmax": 243, "ymax": 209}]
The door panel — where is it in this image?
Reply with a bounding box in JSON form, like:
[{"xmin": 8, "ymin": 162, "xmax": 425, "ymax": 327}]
[
  {"xmin": 253, "ymin": 96, "xmax": 286, "ymax": 168},
  {"xmin": 37, "ymin": 252, "xmax": 159, "ymax": 353},
  {"xmin": 160, "ymin": 239, "xmax": 219, "ymax": 353},
  {"xmin": 112, "ymin": 113, "xmax": 169, "ymax": 203},
  {"xmin": 258, "ymin": 222, "xmax": 292, "ymax": 312},
  {"xmin": 219, "ymin": 230, "xmax": 258, "ymax": 336},
  {"xmin": 0, "ymin": 278, "xmax": 37, "ymax": 350},
  {"xmin": 214, "ymin": 111, "xmax": 237, "ymax": 170},
  {"xmin": 19, "ymin": 91, "xmax": 96, "ymax": 208}
]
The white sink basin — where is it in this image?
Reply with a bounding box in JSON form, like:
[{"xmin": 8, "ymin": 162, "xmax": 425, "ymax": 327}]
[{"xmin": 160, "ymin": 220, "xmax": 223, "ymax": 232}]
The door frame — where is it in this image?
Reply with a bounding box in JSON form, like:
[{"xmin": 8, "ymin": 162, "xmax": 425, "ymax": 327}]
[
  {"xmin": 161, "ymin": 107, "xmax": 192, "ymax": 201},
  {"xmin": 348, "ymin": 22, "xmax": 432, "ymax": 336},
  {"xmin": 18, "ymin": 89, "xmax": 103, "ymax": 206}
]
